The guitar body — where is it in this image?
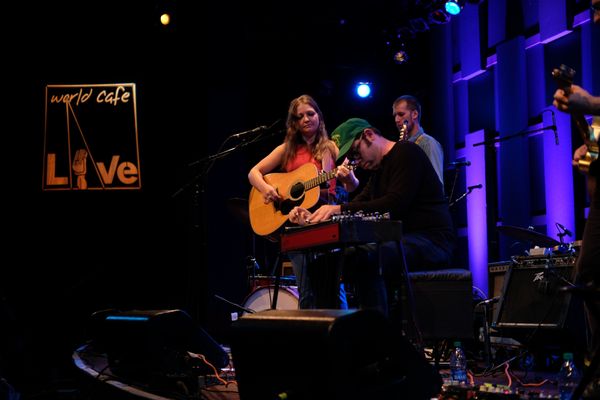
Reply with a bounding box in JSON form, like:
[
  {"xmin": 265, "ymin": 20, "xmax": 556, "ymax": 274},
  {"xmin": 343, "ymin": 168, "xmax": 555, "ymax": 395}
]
[{"xmin": 249, "ymin": 163, "xmax": 321, "ymax": 236}]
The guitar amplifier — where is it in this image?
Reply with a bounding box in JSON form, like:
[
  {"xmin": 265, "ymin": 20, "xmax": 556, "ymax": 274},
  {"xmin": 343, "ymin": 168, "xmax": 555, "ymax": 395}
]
[{"xmin": 492, "ymin": 254, "xmax": 580, "ymax": 330}]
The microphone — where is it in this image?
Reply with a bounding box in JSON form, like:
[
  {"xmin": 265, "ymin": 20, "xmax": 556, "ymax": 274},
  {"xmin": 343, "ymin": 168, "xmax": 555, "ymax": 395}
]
[
  {"xmin": 467, "ymin": 184, "xmax": 483, "ymax": 191},
  {"xmin": 230, "ymin": 125, "xmax": 267, "ymax": 139},
  {"xmin": 556, "ymin": 223, "xmax": 572, "ymax": 237},
  {"xmin": 551, "ymin": 109, "xmax": 559, "ymax": 145},
  {"xmin": 448, "ymin": 160, "xmax": 471, "ymax": 168}
]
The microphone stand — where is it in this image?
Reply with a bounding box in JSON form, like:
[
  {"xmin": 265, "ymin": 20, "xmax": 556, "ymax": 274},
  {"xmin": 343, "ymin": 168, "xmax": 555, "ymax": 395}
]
[
  {"xmin": 170, "ymin": 127, "xmax": 281, "ymax": 322},
  {"xmin": 472, "ymin": 125, "xmax": 555, "ymax": 147},
  {"xmin": 449, "ymin": 184, "xmax": 482, "ymax": 208},
  {"xmin": 172, "ymin": 128, "xmax": 281, "ymax": 199}
]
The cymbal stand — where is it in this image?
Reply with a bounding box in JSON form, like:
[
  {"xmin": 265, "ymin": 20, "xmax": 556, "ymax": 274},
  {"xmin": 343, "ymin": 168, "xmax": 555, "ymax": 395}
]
[{"xmin": 246, "ymin": 255, "xmax": 260, "ymax": 288}]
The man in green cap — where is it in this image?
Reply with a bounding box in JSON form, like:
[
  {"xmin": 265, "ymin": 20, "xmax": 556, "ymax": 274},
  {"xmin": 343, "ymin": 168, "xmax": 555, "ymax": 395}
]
[{"xmin": 289, "ymin": 117, "xmax": 455, "ymax": 315}]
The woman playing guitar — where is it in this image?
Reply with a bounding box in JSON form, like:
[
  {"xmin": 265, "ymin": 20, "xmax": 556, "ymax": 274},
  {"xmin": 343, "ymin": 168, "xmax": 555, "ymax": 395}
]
[{"xmin": 247, "ymin": 94, "xmax": 358, "ymax": 309}]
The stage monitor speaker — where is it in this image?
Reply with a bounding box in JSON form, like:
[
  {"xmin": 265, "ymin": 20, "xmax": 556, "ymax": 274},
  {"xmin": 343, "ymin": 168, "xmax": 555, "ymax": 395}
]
[
  {"xmin": 89, "ymin": 309, "xmax": 229, "ymax": 379},
  {"xmin": 492, "ymin": 260, "xmax": 580, "ymax": 331},
  {"xmin": 230, "ymin": 309, "xmax": 441, "ymax": 400}
]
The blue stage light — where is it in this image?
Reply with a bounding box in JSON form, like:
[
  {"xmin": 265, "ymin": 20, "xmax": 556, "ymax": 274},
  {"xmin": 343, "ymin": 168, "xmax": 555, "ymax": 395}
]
[
  {"xmin": 445, "ymin": 1, "xmax": 462, "ymax": 16},
  {"xmin": 356, "ymin": 82, "xmax": 372, "ymax": 98}
]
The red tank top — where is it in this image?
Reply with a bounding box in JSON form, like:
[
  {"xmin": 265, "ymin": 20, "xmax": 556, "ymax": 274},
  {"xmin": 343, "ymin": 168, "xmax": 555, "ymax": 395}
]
[{"xmin": 285, "ymin": 145, "xmax": 336, "ymax": 200}]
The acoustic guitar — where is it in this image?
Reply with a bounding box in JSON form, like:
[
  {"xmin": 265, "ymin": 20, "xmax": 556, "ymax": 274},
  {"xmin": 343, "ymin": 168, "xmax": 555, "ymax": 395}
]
[
  {"xmin": 552, "ymin": 64, "xmax": 600, "ymax": 174},
  {"xmin": 248, "ymin": 163, "xmax": 354, "ymax": 236}
]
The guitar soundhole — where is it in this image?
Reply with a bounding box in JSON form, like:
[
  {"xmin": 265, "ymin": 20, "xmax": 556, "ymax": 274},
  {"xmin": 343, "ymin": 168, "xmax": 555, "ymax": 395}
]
[
  {"xmin": 289, "ymin": 182, "xmax": 305, "ymax": 201},
  {"xmin": 281, "ymin": 197, "xmax": 303, "ymax": 215}
]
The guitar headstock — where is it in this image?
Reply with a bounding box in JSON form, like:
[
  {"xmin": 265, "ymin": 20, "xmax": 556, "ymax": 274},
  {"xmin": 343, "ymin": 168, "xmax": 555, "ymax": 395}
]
[{"xmin": 551, "ymin": 64, "xmax": 576, "ymax": 93}]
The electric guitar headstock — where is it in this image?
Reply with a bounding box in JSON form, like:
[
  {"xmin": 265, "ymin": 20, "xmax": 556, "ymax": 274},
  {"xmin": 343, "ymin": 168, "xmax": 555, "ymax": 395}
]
[
  {"xmin": 551, "ymin": 64, "xmax": 599, "ymax": 174},
  {"xmin": 551, "ymin": 64, "xmax": 576, "ymax": 94}
]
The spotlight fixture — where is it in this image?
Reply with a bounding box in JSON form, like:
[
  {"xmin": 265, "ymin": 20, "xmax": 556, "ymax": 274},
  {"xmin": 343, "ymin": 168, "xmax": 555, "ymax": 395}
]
[
  {"xmin": 428, "ymin": 8, "xmax": 451, "ymax": 24},
  {"xmin": 355, "ymin": 82, "xmax": 372, "ymax": 98},
  {"xmin": 160, "ymin": 13, "xmax": 171, "ymax": 26},
  {"xmin": 393, "ymin": 50, "xmax": 409, "ymax": 65},
  {"xmin": 156, "ymin": 0, "xmax": 176, "ymax": 29},
  {"xmin": 445, "ymin": 0, "xmax": 465, "ymax": 16}
]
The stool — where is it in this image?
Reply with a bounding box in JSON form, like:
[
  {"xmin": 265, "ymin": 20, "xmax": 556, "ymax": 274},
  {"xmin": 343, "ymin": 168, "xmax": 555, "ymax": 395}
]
[
  {"xmin": 400, "ymin": 269, "xmax": 474, "ymax": 366},
  {"xmin": 409, "ymin": 268, "xmax": 474, "ymax": 340}
]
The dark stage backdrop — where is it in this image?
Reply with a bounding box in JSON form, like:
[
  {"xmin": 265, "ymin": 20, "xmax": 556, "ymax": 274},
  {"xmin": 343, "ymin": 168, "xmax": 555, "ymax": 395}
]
[{"xmin": 3, "ymin": 0, "xmax": 436, "ymax": 342}]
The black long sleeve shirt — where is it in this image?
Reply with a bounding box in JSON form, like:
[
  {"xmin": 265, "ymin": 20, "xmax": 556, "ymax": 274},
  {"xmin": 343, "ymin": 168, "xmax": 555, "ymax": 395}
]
[{"xmin": 341, "ymin": 141, "xmax": 455, "ymax": 252}]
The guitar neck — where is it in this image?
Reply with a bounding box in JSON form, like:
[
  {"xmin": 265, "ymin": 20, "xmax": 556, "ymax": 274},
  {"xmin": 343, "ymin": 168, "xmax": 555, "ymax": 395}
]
[{"xmin": 303, "ymin": 167, "xmax": 338, "ymax": 191}]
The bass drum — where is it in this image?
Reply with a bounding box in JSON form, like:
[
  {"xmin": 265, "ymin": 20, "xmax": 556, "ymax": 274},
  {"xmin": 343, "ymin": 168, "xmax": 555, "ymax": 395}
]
[{"xmin": 242, "ymin": 285, "xmax": 299, "ymax": 314}]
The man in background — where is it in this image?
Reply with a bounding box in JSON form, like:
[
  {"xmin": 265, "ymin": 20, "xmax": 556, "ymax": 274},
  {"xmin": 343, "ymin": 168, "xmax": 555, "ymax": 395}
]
[{"xmin": 393, "ymin": 95, "xmax": 444, "ymax": 184}]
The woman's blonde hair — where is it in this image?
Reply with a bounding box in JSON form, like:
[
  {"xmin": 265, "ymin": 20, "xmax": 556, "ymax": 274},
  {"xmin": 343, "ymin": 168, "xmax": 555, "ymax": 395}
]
[{"xmin": 281, "ymin": 94, "xmax": 336, "ymax": 169}]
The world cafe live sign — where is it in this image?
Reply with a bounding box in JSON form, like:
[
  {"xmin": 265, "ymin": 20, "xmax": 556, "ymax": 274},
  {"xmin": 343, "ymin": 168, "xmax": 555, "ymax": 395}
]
[{"xmin": 42, "ymin": 83, "xmax": 142, "ymax": 191}]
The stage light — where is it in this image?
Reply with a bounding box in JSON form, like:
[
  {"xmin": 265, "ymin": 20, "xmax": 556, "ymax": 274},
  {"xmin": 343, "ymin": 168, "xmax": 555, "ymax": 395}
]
[
  {"xmin": 408, "ymin": 17, "xmax": 429, "ymax": 32},
  {"xmin": 429, "ymin": 8, "xmax": 451, "ymax": 24},
  {"xmin": 393, "ymin": 50, "xmax": 409, "ymax": 65},
  {"xmin": 156, "ymin": 0, "xmax": 176, "ymax": 29},
  {"xmin": 356, "ymin": 82, "xmax": 372, "ymax": 98},
  {"xmin": 445, "ymin": 1, "xmax": 463, "ymax": 16},
  {"xmin": 160, "ymin": 13, "xmax": 171, "ymax": 26}
]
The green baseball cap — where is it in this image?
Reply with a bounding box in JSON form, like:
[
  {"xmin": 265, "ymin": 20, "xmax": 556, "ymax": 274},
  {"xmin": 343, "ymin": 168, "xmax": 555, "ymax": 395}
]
[{"xmin": 331, "ymin": 118, "xmax": 372, "ymax": 162}]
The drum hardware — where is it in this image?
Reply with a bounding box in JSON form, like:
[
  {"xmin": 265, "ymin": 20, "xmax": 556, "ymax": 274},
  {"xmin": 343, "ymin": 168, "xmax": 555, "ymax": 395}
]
[
  {"xmin": 214, "ymin": 294, "xmax": 255, "ymax": 315},
  {"xmin": 249, "ymin": 275, "xmax": 296, "ymax": 291},
  {"xmin": 246, "ymin": 256, "xmax": 261, "ymax": 287},
  {"xmin": 497, "ymin": 225, "xmax": 560, "ymax": 248}
]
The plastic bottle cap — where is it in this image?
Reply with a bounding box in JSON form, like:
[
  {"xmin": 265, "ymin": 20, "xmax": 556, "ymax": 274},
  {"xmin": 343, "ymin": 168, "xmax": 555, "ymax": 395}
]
[
  {"xmin": 454, "ymin": 341, "xmax": 462, "ymax": 347},
  {"xmin": 563, "ymin": 352, "xmax": 574, "ymax": 360}
]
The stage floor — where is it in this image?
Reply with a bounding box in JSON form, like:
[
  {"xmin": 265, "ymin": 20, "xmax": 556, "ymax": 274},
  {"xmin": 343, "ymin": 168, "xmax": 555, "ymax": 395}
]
[{"xmin": 72, "ymin": 343, "xmax": 570, "ymax": 400}]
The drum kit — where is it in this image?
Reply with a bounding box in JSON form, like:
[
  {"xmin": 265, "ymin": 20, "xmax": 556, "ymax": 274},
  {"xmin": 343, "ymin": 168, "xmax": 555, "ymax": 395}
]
[
  {"xmin": 228, "ymin": 197, "xmax": 299, "ymax": 313},
  {"xmin": 243, "ymin": 276, "xmax": 299, "ymax": 314}
]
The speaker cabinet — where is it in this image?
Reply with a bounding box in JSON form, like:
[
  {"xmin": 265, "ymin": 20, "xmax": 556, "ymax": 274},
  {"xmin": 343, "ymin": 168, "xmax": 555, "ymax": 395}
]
[
  {"xmin": 492, "ymin": 257, "xmax": 581, "ymax": 331},
  {"xmin": 89, "ymin": 309, "xmax": 229, "ymax": 379},
  {"xmin": 230, "ymin": 309, "xmax": 441, "ymax": 400}
]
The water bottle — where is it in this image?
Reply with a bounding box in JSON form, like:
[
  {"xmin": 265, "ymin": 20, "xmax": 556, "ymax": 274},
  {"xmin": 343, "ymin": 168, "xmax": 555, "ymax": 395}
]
[
  {"xmin": 449, "ymin": 341, "xmax": 468, "ymax": 384},
  {"xmin": 558, "ymin": 352, "xmax": 581, "ymax": 400}
]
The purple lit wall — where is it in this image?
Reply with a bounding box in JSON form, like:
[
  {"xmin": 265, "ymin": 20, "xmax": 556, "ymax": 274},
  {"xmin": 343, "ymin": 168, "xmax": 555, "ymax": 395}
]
[
  {"xmin": 430, "ymin": 1, "xmax": 595, "ymax": 295},
  {"xmin": 543, "ymin": 114, "xmax": 576, "ymax": 241},
  {"xmin": 465, "ymin": 131, "xmax": 488, "ymax": 295}
]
